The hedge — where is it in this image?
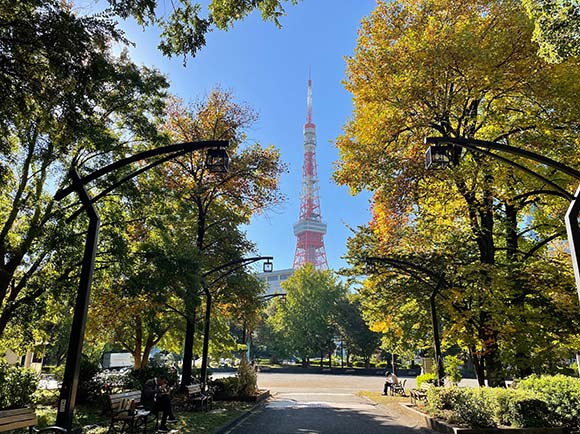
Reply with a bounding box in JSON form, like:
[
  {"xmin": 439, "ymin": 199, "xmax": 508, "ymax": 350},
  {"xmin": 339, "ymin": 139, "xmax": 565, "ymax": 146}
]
[
  {"xmin": 517, "ymin": 374, "xmax": 580, "ymax": 429},
  {"xmin": 426, "ymin": 386, "xmax": 551, "ymax": 428}
]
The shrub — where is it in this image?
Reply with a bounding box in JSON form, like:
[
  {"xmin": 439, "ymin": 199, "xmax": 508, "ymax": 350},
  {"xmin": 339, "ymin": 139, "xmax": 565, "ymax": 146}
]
[
  {"xmin": 426, "ymin": 386, "xmax": 466, "ymax": 411},
  {"xmin": 453, "ymin": 388, "xmax": 496, "ymax": 428},
  {"xmin": 93, "ymin": 369, "xmax": 134, "ymax": 394},
  {"xmin": 416, "ymin": 372, "xmax": 437, "ymax": 388},
  {"xmin": 75, "ymin": 356, "xmax": 102, "ymax": 404},
  {"xmin": 0, "ymin": 362, "xmax": 38, "ymax": 409},
  {"xmin": 376, "ymin": 362, "xmax": 388, "ymax": 368},
  {"xmin": 209, "ymin": 376, "xmax": 240, "ymax": 399},
  {"xmin": 444, "ymin": 356, "xmax": 463, "ymax": 385},
  {"xmin": 128, "ymin": 364, "xmax": 179, "ymax": 391},
  {"xmin": 352, "ymin": 361, "xmax": 365, "ymax": 368},
  {"xmin": 33, "ymin": 389, "xmax": 60, "ymax": 407},
  {"xmin": 518, "ymin": 374, "xmax": 580, "ymax": 429},
  {"xmin": 426, "ymin": 386, "xmax": 553, "ymax": 429},
  {"xmin": 237, "ymin": 358, "xmax": 258, "ymax": 397},
  {"xmin": 492, "ymin": 388, "xmax": 549, "ymax": 428}
]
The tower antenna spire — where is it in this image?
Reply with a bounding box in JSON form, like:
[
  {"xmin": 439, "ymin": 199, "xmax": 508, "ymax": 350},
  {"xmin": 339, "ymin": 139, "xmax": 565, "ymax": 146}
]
[
  {"xmin": 306, "ymin": 70, "xmax": 313, "ymax": 126},
  {"xmin": 293, "ymin": 73, "xmax": 328, "ymax": 270}
]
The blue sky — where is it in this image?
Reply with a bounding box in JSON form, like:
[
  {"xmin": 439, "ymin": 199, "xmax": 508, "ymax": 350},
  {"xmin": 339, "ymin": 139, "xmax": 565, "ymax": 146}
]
[{"xmin": 110, "ymin": 0, "xmax": 376, "ymax": 271}]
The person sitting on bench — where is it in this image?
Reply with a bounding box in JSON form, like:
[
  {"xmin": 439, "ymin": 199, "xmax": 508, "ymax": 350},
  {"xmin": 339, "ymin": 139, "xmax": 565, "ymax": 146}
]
[
  {"xmin": 383, "ymin": 371, "xmax": 400, "ymax": 395},
  {"xmin": 142, "ymin": 375, "xmax": 176, "ymax": 432}
]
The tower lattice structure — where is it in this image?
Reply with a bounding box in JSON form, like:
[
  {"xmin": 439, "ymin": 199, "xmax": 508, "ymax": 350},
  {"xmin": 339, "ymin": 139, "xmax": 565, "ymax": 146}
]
[{"xmin": 293, "ymin": 78, "xmax": 328, "ymax": 270}]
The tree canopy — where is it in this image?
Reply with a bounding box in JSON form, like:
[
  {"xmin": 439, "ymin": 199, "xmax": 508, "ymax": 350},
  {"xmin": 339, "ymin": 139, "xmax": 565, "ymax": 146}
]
[{"xmin": 337, "ymin": 0, "xmax": 580, "ymax": 385}]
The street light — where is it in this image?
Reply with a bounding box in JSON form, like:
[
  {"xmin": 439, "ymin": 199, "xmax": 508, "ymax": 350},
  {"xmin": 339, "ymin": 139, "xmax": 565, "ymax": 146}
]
[
  {"xmin": 366, "ymin": 256, "xmax": 446, "ymax": 387},
  {"xmin": 424, "ymin": 136, "xmax": 580, "ymax": 304},
  {"xmin": 53, "ymin": 140, "xmax": 229, "ymax": 432},
  {"xmin": 196, "ymin": 256, "xmax": 274, "ymax": 391},
  {"xmin": 205, "ymin": 148, "xmax": 229, "ymax": 173},
  {"xmin": 425, "ymin": 145, "xmax": 452, "ymax": 170}
]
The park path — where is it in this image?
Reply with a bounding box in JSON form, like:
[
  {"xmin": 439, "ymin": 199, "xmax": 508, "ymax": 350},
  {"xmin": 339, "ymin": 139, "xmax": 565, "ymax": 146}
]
[{"xmin": 219, "ymin": 373, "xmax": 438, "ymax": 434}]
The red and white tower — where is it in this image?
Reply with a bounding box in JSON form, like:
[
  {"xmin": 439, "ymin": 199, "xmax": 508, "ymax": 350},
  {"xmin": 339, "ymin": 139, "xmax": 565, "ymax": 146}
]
[{"xmin": 293, "ymin": 77, "xmax": 329, "ymax": 270}]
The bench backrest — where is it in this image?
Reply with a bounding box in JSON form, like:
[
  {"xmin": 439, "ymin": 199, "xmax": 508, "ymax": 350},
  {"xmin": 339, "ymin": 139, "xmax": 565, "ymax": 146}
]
[
  {"xmin": 186, "ymin": 384, "xmax": 202, "ymax": 396},
  {"xmin": 109, "ymin": 391, "xmax": 142, "ymax": 412},
  {"xmin": 0, "ymin": 407, "xmax": 36, "ymax": 432}
]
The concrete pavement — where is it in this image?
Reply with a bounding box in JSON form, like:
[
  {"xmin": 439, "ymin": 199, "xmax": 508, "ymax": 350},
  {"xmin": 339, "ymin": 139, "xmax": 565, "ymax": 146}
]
[{"xmin": 218, "ymin": 372, "xmax": 441, "ymax": 434}]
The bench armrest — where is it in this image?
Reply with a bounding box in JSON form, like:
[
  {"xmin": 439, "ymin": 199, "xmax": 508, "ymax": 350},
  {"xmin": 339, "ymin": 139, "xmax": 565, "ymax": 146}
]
[{"xmin": 33, "ymin": 426, "xmax": 68, "ymax": 433}]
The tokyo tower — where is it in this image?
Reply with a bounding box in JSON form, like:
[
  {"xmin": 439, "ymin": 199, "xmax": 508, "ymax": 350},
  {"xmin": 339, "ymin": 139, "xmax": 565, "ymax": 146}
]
[{"xmin": 293, "ymin": 77, "xmax": 328, "ymax": 270}]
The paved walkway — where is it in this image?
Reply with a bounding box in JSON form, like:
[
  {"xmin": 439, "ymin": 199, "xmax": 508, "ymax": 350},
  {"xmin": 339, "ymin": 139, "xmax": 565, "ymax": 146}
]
[{"xmin": 220, "ymin": 373, "xmax": 438, "ymax": 434}]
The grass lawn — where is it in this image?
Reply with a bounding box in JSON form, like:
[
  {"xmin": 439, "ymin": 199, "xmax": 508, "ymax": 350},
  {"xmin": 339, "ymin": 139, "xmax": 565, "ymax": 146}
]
[
  {"xmin": 357, "ymin": 390, "xmax": 410, "ymax": 406},
  {"xmin": 34, "ymin": 401, "xmax": 255, "ymax": 433}
]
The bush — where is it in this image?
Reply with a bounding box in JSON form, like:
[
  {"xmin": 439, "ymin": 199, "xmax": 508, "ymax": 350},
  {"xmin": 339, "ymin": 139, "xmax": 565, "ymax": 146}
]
[
  {"xmin": 426, "ymin": 386, "xmax": 466, "ymax": 411},
  {"xmin": 76, "ymin": 355, "xmax": 101, "ymax": 404},
  {"xmin": 444, "ymin": 356, "xmax": 463, "ymax": 385},
  {"xmin": 0, "ymin": 362, "xmax": 38, "ymax": 409},
  {"xmin": 518, "ymin": 374, "xmax": 580, "ymax": 429},
  {"xmin": 376, "ymin": 362, "xmax": 388, "ymax": 368},
  {"xmin": 33, "ymin": 389, "xmax": 60, "ymax": 407},
  {"xmin": 416, "ymin": 372, "xmax": 437, "ymax": 388},
  {"xmin": 352, "ymin": 361, "xmax": 365, "ymax": 368},
  {"xmin": 454, "ymin": 388, "xmax": 496, "ymax": 428},
  {"xmin": 492, "ymin": 388, "xmax": 549, "ymax": 428},
  {"xmin": 209, "ymin": 376, "xmax": 240, "ymax": 399},
  {"xmin": 128, "ymin": 364, "xmax": 179, "ymax": 391},
  {"xmin": 426, "ymin": 386, "xmax": 553, "ymax": 429},
  {"xmin": 237, "ymin": 358, "xmax": 258, "ymax": 397}
]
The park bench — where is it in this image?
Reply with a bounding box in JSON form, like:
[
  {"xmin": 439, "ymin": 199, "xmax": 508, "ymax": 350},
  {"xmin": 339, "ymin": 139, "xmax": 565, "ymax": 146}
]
[
  {"xmin": 390, "ymin": 379, "xmax": 407, "ymax": 396},
  {"xmin": 0, "ymin": 408, "xmax": 66, "ymax": 433},
  {"xmin": 409, "ymin": 383, "xmax": 431, "ymax": 405},
  {"xmin": 185, "ymin": 384, "xmax": 212, "ymax": 412},
  {"xmin": 108, "ymin": 390, "xmax": 152, "ymax": 433}
]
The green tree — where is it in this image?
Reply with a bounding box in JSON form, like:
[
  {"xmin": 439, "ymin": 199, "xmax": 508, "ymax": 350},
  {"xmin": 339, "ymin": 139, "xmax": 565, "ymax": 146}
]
[
  {"xmin": 155, "ymin": 91, "xmax": 285, "ymax": 386},
  {"xmin": 269, "ymin": 264, "xmax": 346, "ymax": 366},
  {"xmin": 0, "ymin": 0, "xmax": 168, "ymax": 341},
  {"xmin": 522, "ymin": 0, "xmax": 580, "ymax": 62},
  {"xmin": 334, "ymin": 295, "xmax": 381, "ymax": 368},
  {"xmin": 336, "ymin": 0, "xmax": 580, "ymax": 386}
]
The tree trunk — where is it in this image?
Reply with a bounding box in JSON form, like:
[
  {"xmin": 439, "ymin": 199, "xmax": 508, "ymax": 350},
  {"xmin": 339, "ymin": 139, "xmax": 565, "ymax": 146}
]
[
  {"xmin": 133, "ymin": 316, "xmax": 143, "ymax": 369},
  {"xmin": 469, "ymin": 344, "xmax": 486, "ymax": 386},
  {"xmin": 180, "ymin": 309, "xmax": 197, "ymax": 390}
]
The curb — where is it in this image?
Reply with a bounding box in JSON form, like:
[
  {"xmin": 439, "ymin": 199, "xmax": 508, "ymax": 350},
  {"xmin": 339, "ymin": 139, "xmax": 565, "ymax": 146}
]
[
  {"xmin": 212, "ymin": 396, "xmax": 271, "ymax": 434},
  {"xmin": 398, "ymin": 403, "xmax": 564, "ymax": 434}
]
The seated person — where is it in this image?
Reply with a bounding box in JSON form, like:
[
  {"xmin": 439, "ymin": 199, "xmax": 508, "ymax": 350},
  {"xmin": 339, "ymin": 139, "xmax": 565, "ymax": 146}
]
[
  {"xmin": 383, "ymin": 371, "xmax": 400, "ymax": 395},
  {"xmin": 142, "ymin": 375, "xmax": 176, "ymax": 432}
]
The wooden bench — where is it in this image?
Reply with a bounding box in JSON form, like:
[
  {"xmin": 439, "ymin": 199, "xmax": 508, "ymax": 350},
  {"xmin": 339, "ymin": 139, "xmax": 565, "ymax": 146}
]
[
  {"xmin": 185, "ymin": 384, "xmax": 212, "ymax": 412},
  {"xmin": 390, "ymin": 379, "xmax": 407, "ymax": 396},
  {"xmin": 409, "ymin": 384, "xmax": 430, "ymax": 405},
  {"xmin": 0, "ymin": 408, "xmax": 66, "ymax": 433},
  {"xmin": 108, "ymin": 390, "xmax": 151, "ymax": 433}
]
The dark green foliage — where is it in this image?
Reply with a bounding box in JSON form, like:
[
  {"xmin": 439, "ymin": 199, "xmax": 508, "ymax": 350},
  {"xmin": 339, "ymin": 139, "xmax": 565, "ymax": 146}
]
[
  {"xmin": 518, "ymin": 374, "xmax": 580, "ymax": 429},
  {"xmin": 0, "ymin": 362, "xmax": 38, "ymax": 409},
  {"xmin": 493, "ymin": 389, "xmax": 550, "ymax": 428},
  {"xmin": 76, "ymin": 356, "xmax": 101, "ymax": 404},
  {"xmin": 209, "ymin": 376, "xmax": 240, "ymax": 399},
  {"xmin": 426, "ymin": 386, "xmax": 556, "ymax": 429},
  {"xmin": 128, "ymin": 365, "xmax": 179, "ymax": 390}
]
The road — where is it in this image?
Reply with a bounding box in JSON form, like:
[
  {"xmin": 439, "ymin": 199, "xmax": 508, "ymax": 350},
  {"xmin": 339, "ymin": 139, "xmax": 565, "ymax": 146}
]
[{"xmin": 218, "ymin": 373, "xmax": 446, "ymax": 434}]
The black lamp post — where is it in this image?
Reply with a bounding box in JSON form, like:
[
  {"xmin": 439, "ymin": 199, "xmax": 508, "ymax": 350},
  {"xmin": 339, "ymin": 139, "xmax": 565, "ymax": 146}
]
[
  {"xmin": 53, "ymin": 140, "xmax": 229, "ymax": 432},
  {"xmin": 424, "ymin": 136, "xmax": 580, "ymax": 305},
  {"xmin": 198, "ymin": 256, "xmax": 274, "ymax": 390},
  {"xmin": 366, "ymin": 256, "xmax": 447, "ymax": 387}
]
